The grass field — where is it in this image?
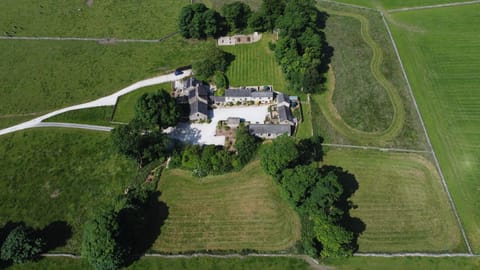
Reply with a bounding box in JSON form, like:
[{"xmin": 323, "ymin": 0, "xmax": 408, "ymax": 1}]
[
  {"xmin": 322, "ymin": 148, "xmax": 464, "ymax": 252},
  {"xmin": 44, "ymin": 106, "xmax": 115, "ymax": 126},
  {"xmin": 7, "ymin": 257, "xmax": 312, "ymax": 270},
  {"xmin": 222, "ymin": 34, "xmax": 289, "ymax": 93},
  {"xmin": 331, "ymin": 0, "xmax": 472, "ymax": 9},
  {"xmin": 112, "ymin": 83, "xmax": 172, "ymax": 123},
  {"xmin": 0, "ymin": 0, "xmax": 188, "ymax": 39},
  {"xmin": 0, "ymin": 37, "xmax": 211, "ymax": 128},
  {"xmin": 201, "ymin": 0, "xmax": 263, "ymax": 10},
  {"xmin": 311, "ymin": 2, "xmax": 426, "ymax": 149},
  {"xmin": 0, "ymin": 129, "xmax": 138, "ymax": 253},
  {"xmin": 325, "ymin": 256, "xmax": 480, "ymax": 270},
  {"xmin": 389, "ymin": 4, "xmax": 480, "ymax": 252},
  {"xmin": 152, "ymin": 161, "xmax": 301, "ymax": 252}
]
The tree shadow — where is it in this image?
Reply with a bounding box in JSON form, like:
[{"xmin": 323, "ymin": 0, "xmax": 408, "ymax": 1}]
[
  {"xmin": 320, "ymin": 165, "xmax": 366, "ymax": 252},
  {"xmin": 37, "ymin": 221, "xmax": 72, "ymax": 252},
  {"xmin": 297, "ymin": 136, "xmax": 325, "ymax": 165},
  {"xmin": 119, "ymin": 191, "xmax": 169, "ymax": 267}
]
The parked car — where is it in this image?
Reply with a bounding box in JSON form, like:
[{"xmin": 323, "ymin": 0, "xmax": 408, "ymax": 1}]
[{"xmin": 175, "ymin": 69, "xmax": 184, "ymax": 76}]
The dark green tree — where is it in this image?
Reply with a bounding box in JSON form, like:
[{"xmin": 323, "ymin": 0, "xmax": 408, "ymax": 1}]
[
  {"xmin": 260, "ymin": 134, "xmax": 299, "ymax": 177},
  {"xmin": 313, "ymin": 213, "xmax": 354, "ymax": 258},
  {"xmin": 234, "ymin": 125, "xmax": 258, "ymax": 166},
  {"xmin": 178, "ymin": 3, "xmax": 223, "ymax": 39},
  {"xmin": 260, "ymin": 0, "xmax": 286, "ymax": 31},
  {"xmin": 302, "ymin": 172, "xmax": 344, "ymax": 220},
  {"xmin": 214, "ymin": 71, "xmax": 228, "ymax": 90},
  {"xmin": 135, "ymin": 91, "xmax": 179, "ymax": 130},
  {"xmin": 0, "ymin": 225, "xmax": 43, "ymax": 264},
  {"xmin": 193, "ymin": 45, "xmax": 230, "ymax": 80},
  {"xmin": 82, "ymin": 206, "xmax": 125, "ymax": 270},
  {"xmin": 281, "ymin": 165, "xmax": 319, "ymax": 205},
  {"xmin": 222, "ymin": 1, "xmax": 252, "ymax": 32}
]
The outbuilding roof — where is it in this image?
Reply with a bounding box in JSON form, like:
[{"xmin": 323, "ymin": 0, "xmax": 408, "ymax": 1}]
[{"xmin": 249, "ymin": 124, "xmax": 291, "ymax": 136}]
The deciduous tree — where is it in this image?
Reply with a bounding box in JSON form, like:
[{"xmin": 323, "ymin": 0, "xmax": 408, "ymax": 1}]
[{"xmin": 0, "ymin": 225, "xmax": 43, "ymax": 264}]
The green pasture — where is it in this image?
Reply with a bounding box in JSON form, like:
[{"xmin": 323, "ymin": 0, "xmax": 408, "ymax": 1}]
[
  {"xmin": 389, "ymin": 4, "xmax": 480, "ymax": 251},
  {"xmin": 112, "ymin": 83, "xmax": 172, "ymax": 123},
  {"xmin": 0, "ymin": 0, "xmax": 188, "ymax": 39},
  {"xmin": 312, "ymin": 2, "xmax": 426, "ymax": 149},
  {"xmin": 7, "ymin": 256, "xmax": 312, "ymax": 270},
  {"xmin": 0, "ymin": 37, "xmax": 211, "ymax": 128},
  {"xmin": 153, "ymin": 161, "xmax": 301, "ymax": 252},
  {"xmin": 323, "ymin": 148, "xmax": 465, "ymax": 252},
  {"xmin": 0, "ymin": 129, "xmax": 138, "ymax": 253},
  {"xmin": 45, "ymin": 106, "xmax": 115, "ymax": 126},
  {"xmin": 200, "ymin": 0, "xmax": 263, "ymax": 10},
  {"xmin": 331, "ymin": 0, "xmax": 472, "ymax": 9},
  {"xmin": 222, "ymin": 34, "xmax": 289, "ymax": 93},
  {"xmin": 325, "ymin": 256, "xmax": 480, "ymax": 270}
]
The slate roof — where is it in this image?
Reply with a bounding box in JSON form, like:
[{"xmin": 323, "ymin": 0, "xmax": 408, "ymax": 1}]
[
  {"xmin": 184, "ymin": 77, "xmax": 199, "ymax": 89},
  {"xmin": 277, "ymin": 93, "xmax": 290, "ymax": 104},
  {"xmin": 251, "ymin": 91, "xmax": 274, "ymax": 98},
  {"xmin": 249, "ymin": 124, "xmax": 291, "ymax": 136},
  {"xmin": 278, "ymin": 105, "xmax": 293, "ymax": 123},
  {"xmin": 213, "ymin": 96, "xmax": 226, "ymax": 103},
  {"xmin": 190, "ymin": 99, "xmax": 208, "ymax": 115},
  {"xmin": 225, "ymin": 89, "xmax": 252, "ymax": 97}
]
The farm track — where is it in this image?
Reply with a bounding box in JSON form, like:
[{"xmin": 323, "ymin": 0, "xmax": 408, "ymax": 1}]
[
  {"xmin": 315, "ymin": 5, "xmax": 406, "ymax": 145},
  {"xmin": 389, "ymin": 0, "xmax": 480, "ymax": 13}
]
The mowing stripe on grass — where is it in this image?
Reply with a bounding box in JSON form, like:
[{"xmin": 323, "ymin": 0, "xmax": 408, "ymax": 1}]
[
  {"xmin": 323, "ymin": 143, "xmax": 430, "ymax": 153},
  {"xmin": 380, "ymin": 12, "xmax": 473, "ymax": 254},
  {"xmin": 388, "ymin": 0, "xmax": 480, "ymax": 13}
]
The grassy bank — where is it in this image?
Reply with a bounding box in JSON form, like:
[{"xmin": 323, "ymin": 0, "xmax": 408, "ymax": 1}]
[{"xmin": 0, "ymin": 129, "xmax": 138, "ymax": 253}]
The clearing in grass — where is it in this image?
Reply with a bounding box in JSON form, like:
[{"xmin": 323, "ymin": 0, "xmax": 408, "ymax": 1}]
[
  {"xmin": 0, "ymin": 0, "xmax": 189, "ymax": 39},
  {"xmin": 322, "ymin": 148, "xmax": 465, "ymax": 252},
  {"xmin": 389, "ymin": 4, "xmax": 480, "ymax": 252},
  {"xmin": 222, "ymin": 33, "xmax": 289, "ymax": 93},
  {"xmin": 153, "ymin": 161, "xmax": 301, "ymax": 252},
  {"xmin": 0, "ymin": 129, "xmax": 138, "ymax": 254}
]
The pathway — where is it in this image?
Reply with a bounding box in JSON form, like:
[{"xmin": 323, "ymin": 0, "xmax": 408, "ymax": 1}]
[
  {"xmin": 0, "ymin": 70, "xmax": 191, "ymax": 136},
  {"xmin": 36, "ymin": 122, "xmax": 113, "ymax": 132},
  {"xmin": 322, "ymin": 143, "xmax": 430, "ymax": 154},
  {"xmin": 389, "ymin": 0, "xmax": 480, "ymax": 13},
  {"xmin": 0, "ymin": 32, "xmax": 178, "ymax": 43}
]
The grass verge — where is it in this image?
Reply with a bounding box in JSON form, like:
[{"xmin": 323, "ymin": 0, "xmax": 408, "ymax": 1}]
[
  {"xmin": 153, "ymin": 161, "xmax": 301, "ymax": 252},
  {"xmin": 44, "ymin": 106, "xmax": 115, "ymax": 126},
  {"xmin": 0, "ymin": 129, "xmax": 138, "ymax": 253},
  {"xmin": 389, "ymin": 4, "xmax": 480, "ymax": 252},
  {"xmin": 112, "ymin": 83, "xmax": 172, "ymax": 123},
  {"xmin": 322, "ymin": 148, "xmax": 464, "ymax": 252}
]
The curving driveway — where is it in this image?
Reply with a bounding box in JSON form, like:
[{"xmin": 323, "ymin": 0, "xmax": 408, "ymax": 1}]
[{"xmin": 0, "ymin": 70, "xmax": 191, "ymax": 136}]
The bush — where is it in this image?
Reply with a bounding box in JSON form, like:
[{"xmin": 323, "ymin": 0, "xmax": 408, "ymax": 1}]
[{"xmin": 0, "ymin": 225, "xmax": 44, "ymax": 264}]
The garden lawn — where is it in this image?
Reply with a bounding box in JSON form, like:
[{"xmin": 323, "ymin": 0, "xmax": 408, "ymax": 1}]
[
  {"xmin": 113, "ymin": 83, "xmax": 172, "ymax": 123},
  {"xmin": 325, "ymin": 256, "xmax": 480, "ymax": 270},
  {"xmin": 389, "ymin": 4, "xmax": 480, "ymax": 252},
  {"xmin": 153, "ymin": 161, "xmax": 301, "ymax": 252},
  {"xmin": 0, "ymin": 37, "xmax": 211, "ymax": 128},
  {"xmin": 331, "ymin": 0, "xmax": 472, "ymax": 9},
  {"xmin": 45, "ymin": 106, "xmax": 115, "ymax": 126},
  {"xmin": 0, "ymin": 0, "xmax": 188, "ymax": 39},
  {"xmin": 222, "ymin": 34, "xmax": 289, "ymax": 93},
  {"xmin": 0, "ymin": 129, "xmax": 138, "ymax": 253},
  {"xmin": 323, "ymin": 148, "xmax": 465, "ymax": 252},
  {"xmin": 7, "ymin": 257, "xmax": 312, "ymax": 270}
]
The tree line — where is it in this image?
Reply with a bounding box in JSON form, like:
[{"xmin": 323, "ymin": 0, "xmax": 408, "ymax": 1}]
[
  {"xmin": 260, "ymin": 135, "xmax": 362, "ymax": 258},
  {"xmin": 179, "ymin": 0, "xmax": 331, "ymax": 94}
]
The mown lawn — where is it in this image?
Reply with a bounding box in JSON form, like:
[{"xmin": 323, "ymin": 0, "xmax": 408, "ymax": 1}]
[
  {"xmin": 201, "ymin": 0, "xmax": 262, "ymax": 10},
  {"xmin": 0, "ymin": 0, "xmax": 188, "ymax": 39},
  {"xmin": 0, "ymin": 129, "xmax": 138, "ymax": 253},
  {"xmin": 0, "ymin": 37, "xmax": 212, "ymax": 128},
  {"xmin": 389, "ymin": 4, "xmax": 480, "ymax": 252},
  {"xmin": 45, "ymin": 106, "xmax": 115, "ymax": 126},
  {"xmin": 322, "ymin": 148, "xmax": 465, "ymax": 252},
  {"xmin": 222, "ymin": 34, "xmax": 289, "ymax": 93},
  {"xmin": 313, "ymin": 2, "xmax": 426, "ymax": 149},
  {"xmin": 113, "ymin": 83, "xmax": 172, "ymax": 123},
  {"xmin": 7, "ymin": 257, "xmax": 312, "ymax": 270},
  {"xmin": 153, "ymin": 161, "xmax": 301, "ymax": 252},
  {"xmin": 331, "ymin": 0, "xmax": 471, "ymax": 9},
  {"xmin": 325, "ymin": 256, "xmax": 480, "ymax": 270}
]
